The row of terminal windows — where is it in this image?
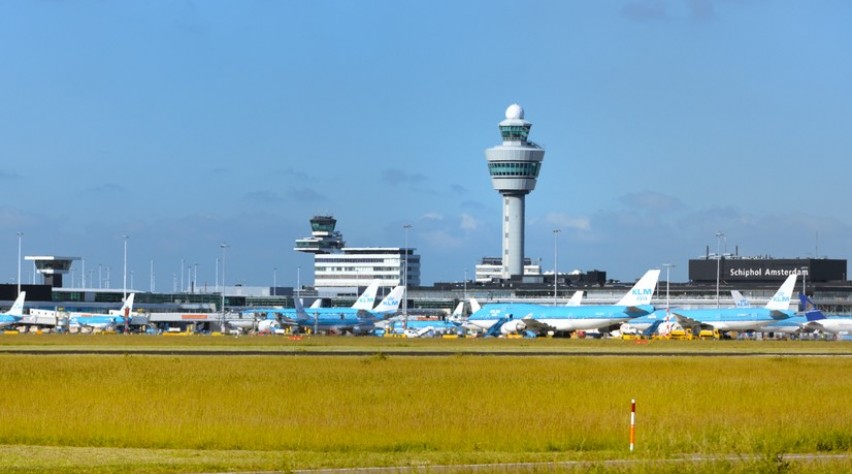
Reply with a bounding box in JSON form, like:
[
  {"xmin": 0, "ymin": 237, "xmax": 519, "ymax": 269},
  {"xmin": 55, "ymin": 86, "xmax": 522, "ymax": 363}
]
[
  {"xmin": 317, "ymin": 258, "xmax": 421, "ymax": 264},
  {"xmin": 499, "ymin": 125, "xmax": 530, "ymax": 141},
  {"xmin": 317, "ymin": 267, "xmax": 406, "ymax": 273},
  {"xmin": 488, "ymin": 161, "xmax": 541, "ymax": 178}
]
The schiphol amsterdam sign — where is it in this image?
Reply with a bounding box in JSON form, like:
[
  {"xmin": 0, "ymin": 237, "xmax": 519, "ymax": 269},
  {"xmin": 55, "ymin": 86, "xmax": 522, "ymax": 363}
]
[{"xmin": 728, "ymin": 267, "xmax": 802, "ymax": 279}]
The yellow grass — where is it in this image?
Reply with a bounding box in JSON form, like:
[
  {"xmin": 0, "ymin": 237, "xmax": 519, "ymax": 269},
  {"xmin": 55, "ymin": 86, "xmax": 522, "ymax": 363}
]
[
  {"xmin": 0, "ymin": 350, "xmax": 850, "ymax": 472},
  {"xmin": 0, "ymin": 333, "xmax": 850, "ymax": 354}
]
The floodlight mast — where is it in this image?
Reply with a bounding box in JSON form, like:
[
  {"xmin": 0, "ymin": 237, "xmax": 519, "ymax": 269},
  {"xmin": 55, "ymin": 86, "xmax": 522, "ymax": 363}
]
[{"xmin": 220, "ymin": 243, "xmax": 228, "ymax": 332}]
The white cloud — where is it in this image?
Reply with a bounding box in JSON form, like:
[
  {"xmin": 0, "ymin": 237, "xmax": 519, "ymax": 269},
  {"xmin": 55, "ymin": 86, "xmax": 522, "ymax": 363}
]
[
  {"xmin": 542, "ymin": 212, "xmax": 592, "ymax": 231},
  {"xmin": 460, "ymin": 213, "xmax": 478, "ymax": 232}
]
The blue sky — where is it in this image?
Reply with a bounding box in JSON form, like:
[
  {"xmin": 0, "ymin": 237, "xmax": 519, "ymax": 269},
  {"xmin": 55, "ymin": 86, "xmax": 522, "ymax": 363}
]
[{"xmin": 1, "ymin": 1, "xmax": 851, "ymax": 289}]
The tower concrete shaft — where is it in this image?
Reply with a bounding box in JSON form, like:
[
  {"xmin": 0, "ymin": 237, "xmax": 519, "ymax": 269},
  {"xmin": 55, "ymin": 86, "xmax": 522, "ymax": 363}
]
[{"xmin": 485, "ymin": 104, "xmax": 545, "ymax": 279}]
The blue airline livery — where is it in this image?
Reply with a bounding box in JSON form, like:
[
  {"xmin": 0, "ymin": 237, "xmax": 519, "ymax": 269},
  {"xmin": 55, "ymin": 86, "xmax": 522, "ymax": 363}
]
[
  {"xmin": 230, "ymin": 281, "xmax": 382, "ymax": 333},
  {"xmin": 762, "ymin": 315, "xmax": 808, "ymax": 335},
  {"xmin": 670, "ymin": 274, "xmax": 798, "ymax": 332},
  {"xmin": 68, "ymin": 294, "xmax": 136, "ymax": 332},
  {"xmin": 241, "ymin": 280, "xmax": 381, "ymax": 321},
  {"xmin": 379, "ymin": 301, "xmax": 467, "ymax": 337},
  {"xmin": 466, "ymin": 269, "xmax": 661, "ymax": 336},
  {"xmin": 246, "ymin": 285, "xmax": 406, "ymax": 335},
  {"xmin": 621, "ymin": 309, "xmax": 675, "ymax": 336},
  {"xmin": 0, "ymin": 292, "xmax": 27, "ymax": 328}
]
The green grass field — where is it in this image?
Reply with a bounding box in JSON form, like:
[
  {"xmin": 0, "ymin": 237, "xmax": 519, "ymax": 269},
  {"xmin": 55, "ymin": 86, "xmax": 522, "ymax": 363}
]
[{"xmin": 0, "ymin": 336, "xmax": 850, "ymax": 473}]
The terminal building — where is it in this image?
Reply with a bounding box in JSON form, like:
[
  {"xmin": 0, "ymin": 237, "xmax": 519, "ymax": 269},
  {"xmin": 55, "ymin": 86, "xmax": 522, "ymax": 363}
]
[
  {"xmin": 475, "ymin": 257, "xmax": 541, "ymax": 283},
  {"xmin": 689, "ymin": 255, "xmax": 847, "ymax": 285},
  {"xmin": 295, "ymin": 215, "xmax": 421, "ymax": 293}
]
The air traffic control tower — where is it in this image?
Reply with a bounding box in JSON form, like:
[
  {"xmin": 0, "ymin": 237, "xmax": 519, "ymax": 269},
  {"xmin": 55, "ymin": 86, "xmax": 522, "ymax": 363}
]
[{"xmin": 485, "ymin": 104, "xmax": 545, "ymax": 279}]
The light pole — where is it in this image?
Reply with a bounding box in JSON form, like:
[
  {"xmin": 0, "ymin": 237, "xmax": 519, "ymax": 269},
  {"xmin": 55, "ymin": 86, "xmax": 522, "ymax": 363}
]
[
  {"xmin": 123, "ymin": 235, "xmax": 129, "ymax": 300},
  {"xmin": 220, "ymin": 243, "xmax": 228, "ymax": 332},
  {"xmin": 715, "ymin": 232, "xmax": 724, "ymax": 308},
  {"xmin": 662, "ymin": 263, "xmax": 675, "ymax": 314},
  {"xmin": 553, "ymin": 229, "xmax": 561, "ymax": 305},
  {"xmin": 273, "ymin": 267, "xmax": 277, "ymax": 297},
  {"xmin": 463, "ymin": 269, "xmax": 468, "ymax": 304},
  {"xmin": 800, "ymin": 266, "xmax": 808, "ymax": 300},
  {"xmin": 16, "ymin": 232, "xmax": 22, "ymax": 296},
  {"xmin": 403, "ymin": 224, "xmax": 412, "ymax": 331}
]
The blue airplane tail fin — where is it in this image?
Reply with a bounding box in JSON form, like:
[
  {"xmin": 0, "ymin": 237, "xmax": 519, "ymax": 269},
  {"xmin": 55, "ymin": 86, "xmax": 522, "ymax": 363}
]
[
  {"xmin": 799, "ymin": 294, "xmax": 817, "ymax": 312},
  {"xmin": 805, "ymin": 310, "xmax": 827, "ymax": 322},
  {"xmin": 292, "ymin": 296, "xmax": 311, "ymax": 322}
]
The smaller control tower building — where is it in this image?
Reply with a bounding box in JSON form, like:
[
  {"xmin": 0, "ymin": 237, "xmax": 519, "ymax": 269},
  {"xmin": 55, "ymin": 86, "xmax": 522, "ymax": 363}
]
[
  {"xmin": 485, "ymin": 104, "xmax": 545, "ymax": 279},
  {"xmin": 294, "ymin": 215, "xmax": 346, "ymax": 255}
]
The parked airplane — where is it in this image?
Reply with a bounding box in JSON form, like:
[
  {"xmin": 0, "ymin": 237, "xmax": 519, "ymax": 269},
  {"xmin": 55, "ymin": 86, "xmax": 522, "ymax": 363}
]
[
  {"xmin": 379, "ymin": 299, "xmax": 469, "ymax": 337},
  {"xmin": 804, "ymin": 310, "xmax": 852, "ymax": 335},
  {"xmin": 761, "ymin": 315, "xmax": 808, "ymax": 335},
  {"xmin": 619, "ymin": 309, "xmax": 676, "ymax": 337},
  {"xmin": 381, "ymin": 318, "xmax": 464, "ymax": 337},
  {"xmin": 0, "ymin": 292, "xmax": 27, "ymax": 328},
  {"xmin": 670, "ymin": 274, "xmax": 798, "ymax": 332},
  {"xmin": 619, "ymin": 288, "xmax": 752, "ymax": 337},
  {"xmin": 242, "ymin": 280, "xmax": 382, "ymax": 322},
  {"xmin": 68, "ymin": 294, "xmax": 137, "ymax": 332},
  {"xmin": 466, "ymin": 269, "xmax": 661, "ymax": 336},
  {"xmin": 282, "ymin": 285, "xmax": 407, "ymax": 335}
]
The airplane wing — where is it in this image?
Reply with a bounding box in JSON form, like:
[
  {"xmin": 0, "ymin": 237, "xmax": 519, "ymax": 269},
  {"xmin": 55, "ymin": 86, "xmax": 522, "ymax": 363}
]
[
  {"xmin": 624, "ymin": 306, "xmax": 653, "ymax": 316},
  {"xmin": 769, "ymin": 310, "xmax": 792, "ymax": 319},
  {"xmin": 669, "ymin": 311, "xmax": 702, "ymax": 328},
  {"xmin": 16, "ymin": 315, "xmax": 58, "ymax": 328},
  {"xmin": 519, "ymin": 315, "xmax": 551, "ymax": 332}
]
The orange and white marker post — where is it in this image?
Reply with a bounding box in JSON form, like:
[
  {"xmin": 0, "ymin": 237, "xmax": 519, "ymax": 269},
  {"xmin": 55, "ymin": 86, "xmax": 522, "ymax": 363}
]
[{"xmin": 629, "ymin": 399, "xmax": 636, "ymax": 452}]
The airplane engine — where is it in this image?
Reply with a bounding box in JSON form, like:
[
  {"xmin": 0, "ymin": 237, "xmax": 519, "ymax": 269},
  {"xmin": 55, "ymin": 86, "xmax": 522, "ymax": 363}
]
[
  {"xmin": 257, "ymin": 320, "xmax": 281, "ymax": 333},
  {"xmin": 500, "ymin": 319, "xmax": 526, "ymax": 335}
]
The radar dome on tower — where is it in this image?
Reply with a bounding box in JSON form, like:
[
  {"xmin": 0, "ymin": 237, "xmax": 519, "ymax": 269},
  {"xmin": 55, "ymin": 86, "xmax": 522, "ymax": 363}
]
[{"xmin": 505, "ymin": 104, "xmax": 524, "ymax": 120}]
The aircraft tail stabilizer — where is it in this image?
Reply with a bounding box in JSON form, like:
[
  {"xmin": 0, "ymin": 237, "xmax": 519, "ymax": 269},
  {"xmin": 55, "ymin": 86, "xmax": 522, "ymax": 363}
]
[
  {"xmin": 352, "ymin": 280, "xmax": 380, "ymax": 310},
  {"xmin": 469, "ymin": 298, "xmax": 481, "ymax": 314},
  {"xmin": 293, "ymin": 296, "xmax": 310, "ymax": 321},
  {"xmin": 566, "ymin": 290, "xmax": 583, "ymax": 306},
  {"xmin": 121, "ymin": 293, "xmax": 135, "ymax": 316},
  {"xmin": 731, "ymin": 290, "xmax": 750, "ymax": 308},
  {"xmin": 373, "ymin": 286, "xmax": 406, "ymax": 314},
  {"xmin": 616, "ymin": 269, "xmax": 661, "ymax": 307},
  {"xmin": 799, "ymin": 294, "xmax": 817, "ymax": 312},
  {"xmin": 764, "ymin": 274, "xmax": 797, "ymax": 311},
  {"xmin": 6, "ymin": 291, "xmax": 26, "ymax": 316}
]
